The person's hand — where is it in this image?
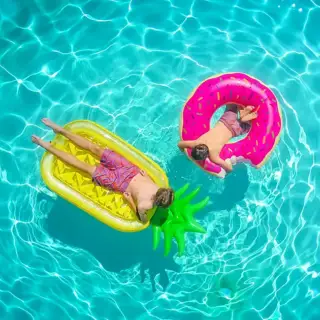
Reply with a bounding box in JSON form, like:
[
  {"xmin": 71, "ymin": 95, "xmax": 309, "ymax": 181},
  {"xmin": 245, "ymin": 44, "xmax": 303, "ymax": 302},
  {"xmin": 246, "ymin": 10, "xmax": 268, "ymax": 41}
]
[{"xmin": 138, "ymin": 210, "xmax": 148, "ymax": 223}]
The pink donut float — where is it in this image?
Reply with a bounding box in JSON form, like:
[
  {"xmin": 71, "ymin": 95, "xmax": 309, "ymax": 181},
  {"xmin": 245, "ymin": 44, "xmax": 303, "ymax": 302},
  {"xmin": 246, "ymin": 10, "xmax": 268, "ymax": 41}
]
[{"xmin": 180, "ymin": 73, "xmax": 282, "ymax": 178}]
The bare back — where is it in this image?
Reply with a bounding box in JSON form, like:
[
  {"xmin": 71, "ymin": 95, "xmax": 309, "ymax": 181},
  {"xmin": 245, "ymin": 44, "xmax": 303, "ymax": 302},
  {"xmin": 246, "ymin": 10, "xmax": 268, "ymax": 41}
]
[{"xmin": 197, "ymin": 121, "xmax": 233, "ymax": 159}]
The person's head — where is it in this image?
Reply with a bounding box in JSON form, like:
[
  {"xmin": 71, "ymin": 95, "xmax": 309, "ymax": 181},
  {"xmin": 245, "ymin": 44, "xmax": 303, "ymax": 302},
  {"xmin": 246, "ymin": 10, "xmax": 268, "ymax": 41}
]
[
  {"xmin": 191, "ymin": 144, "xmax": 209, "ymax": 161},
  {"xmin": 153, "ymin": 188, "xmax": 174, "ymax": 208}
]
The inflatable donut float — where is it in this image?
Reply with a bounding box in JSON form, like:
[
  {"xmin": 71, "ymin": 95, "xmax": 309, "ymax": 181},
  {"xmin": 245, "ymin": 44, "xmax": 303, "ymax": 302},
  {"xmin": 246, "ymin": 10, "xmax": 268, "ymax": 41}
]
[{"xmin": 180, "ymin": 73, "xmax": 282, "ymax": 178}]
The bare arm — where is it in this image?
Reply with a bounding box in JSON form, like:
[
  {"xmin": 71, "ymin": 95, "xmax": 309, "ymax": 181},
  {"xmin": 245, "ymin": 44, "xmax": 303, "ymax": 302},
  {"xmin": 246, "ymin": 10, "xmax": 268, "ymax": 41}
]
[
  {"xmin": 124, "ymin": 192, "xmax": 149, "ymax": 223},
  {"xmin": 178, "ymin": 140, "xmax": 197, "ymax": 151},
  {"xmin": 124, "ymin": 192, "xmax": 137, "ymax": 212},
  {"xmin": 209, "ymin": 153, "xmax": 233, "ymax": 172}
]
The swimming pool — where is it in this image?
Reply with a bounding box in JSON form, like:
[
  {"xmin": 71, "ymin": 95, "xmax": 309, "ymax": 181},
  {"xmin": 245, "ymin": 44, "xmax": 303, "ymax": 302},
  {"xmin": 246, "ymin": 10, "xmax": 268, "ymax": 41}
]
[{"xmin": 1, "ymin": 0, "xmax": 320, "ymax": 319}]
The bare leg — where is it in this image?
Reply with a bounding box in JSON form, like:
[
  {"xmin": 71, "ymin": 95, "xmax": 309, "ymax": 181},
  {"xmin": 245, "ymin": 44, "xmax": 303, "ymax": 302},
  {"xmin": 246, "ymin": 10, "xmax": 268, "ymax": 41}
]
[
  {"xmin": 239, "ymin": 106, "xmax": 257, "ymax": 122},
  {"xmin": 241, "ymin": 111, "xmax": 257, "ymax": 123},
  {"xmin": 241, "ymin": 112, "xmax": 257, "ymax": 122},
  {"xmin": 32, "ymin": 135, "xmax": 96, "ymax": 176},
  {"xmin": 239, "ymin": 106, "xmax": 253, "ymax": 119},
  {"xmin": 41, "ymin": 118, "xmax": 104, "ymax": 158}
]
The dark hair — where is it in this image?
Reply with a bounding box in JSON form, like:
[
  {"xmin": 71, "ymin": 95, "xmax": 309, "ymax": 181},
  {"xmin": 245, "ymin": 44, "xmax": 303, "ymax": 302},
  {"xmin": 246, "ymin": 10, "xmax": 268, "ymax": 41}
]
[
  {"xmin": 191, "ymin": 144, "xmax": 209, "ymax": 160},
  {"xmin": 153, "ymin": 188, "xmax": 174, "ymax": 208}
]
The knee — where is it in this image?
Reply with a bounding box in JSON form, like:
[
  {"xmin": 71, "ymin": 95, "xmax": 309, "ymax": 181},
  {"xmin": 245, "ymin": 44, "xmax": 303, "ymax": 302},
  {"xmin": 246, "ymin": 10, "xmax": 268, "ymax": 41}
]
[
  {"xmin": 90, "ymin": 144, "xmax": 103, "ymax": 156},
  {"xmin": 86, "ymin": 164, "xmax": 96, "ymax": 177}
]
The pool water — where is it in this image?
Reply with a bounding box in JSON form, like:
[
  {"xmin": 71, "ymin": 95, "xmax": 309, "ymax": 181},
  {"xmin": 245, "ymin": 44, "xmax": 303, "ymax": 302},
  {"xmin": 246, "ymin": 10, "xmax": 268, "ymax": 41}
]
[{"xmin": 1, "ymin": 0, "xmax": 320, "ymax": 319}]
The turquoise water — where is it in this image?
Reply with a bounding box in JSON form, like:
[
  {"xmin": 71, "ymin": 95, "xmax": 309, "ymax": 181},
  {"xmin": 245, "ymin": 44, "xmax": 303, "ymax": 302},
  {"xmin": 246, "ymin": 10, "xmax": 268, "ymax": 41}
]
[{"xmin": 1, "ymin": 0, "xmax": 320, "ymax": 319}]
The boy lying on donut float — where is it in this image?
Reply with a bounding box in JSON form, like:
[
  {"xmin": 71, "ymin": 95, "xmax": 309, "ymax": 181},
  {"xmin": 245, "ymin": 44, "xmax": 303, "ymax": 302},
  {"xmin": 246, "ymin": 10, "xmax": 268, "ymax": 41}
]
[{"xmin": 178, "ymin": 104, "xmax": 257, "ymax": 172}]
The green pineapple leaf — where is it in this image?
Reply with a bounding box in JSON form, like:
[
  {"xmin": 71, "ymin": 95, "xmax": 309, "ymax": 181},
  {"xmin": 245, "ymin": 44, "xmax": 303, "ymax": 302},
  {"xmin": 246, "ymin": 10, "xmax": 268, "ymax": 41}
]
[{"xmin": 151, "ymin": 184, "xmax": 208, "ymax": 256}]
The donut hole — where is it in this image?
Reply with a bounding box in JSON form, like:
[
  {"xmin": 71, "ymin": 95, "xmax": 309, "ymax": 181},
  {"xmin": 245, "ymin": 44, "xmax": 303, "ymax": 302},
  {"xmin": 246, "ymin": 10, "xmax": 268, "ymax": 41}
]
[
  {"xmin": 209, "ymin": 105, "xmax": 225, "ymax": 128},
  {"xmin": 230, "ymin": 132, "xmax": 249, "ymax": 143}
]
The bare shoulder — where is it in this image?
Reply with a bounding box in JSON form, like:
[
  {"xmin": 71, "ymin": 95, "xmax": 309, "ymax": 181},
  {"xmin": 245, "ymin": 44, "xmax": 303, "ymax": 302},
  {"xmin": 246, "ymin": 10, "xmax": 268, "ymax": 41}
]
[
  {"xmin": 209, "ymin": 148, "xmax": 222, "ymax": 161},
  {"xmin": 208, "ymin": 149, "xmax": 218, "ymax": 158}
]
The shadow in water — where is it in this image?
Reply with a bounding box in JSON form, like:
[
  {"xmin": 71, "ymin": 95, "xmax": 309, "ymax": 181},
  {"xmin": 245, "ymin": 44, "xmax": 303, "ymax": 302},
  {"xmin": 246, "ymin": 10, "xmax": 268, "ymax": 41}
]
[
  {"xmin": 167, "ymin": 153, "xmax": 250, "ymax": 214},
  {"xmin": 209, "ymin": 163, "xmax": 250, "ymax": 212},
  {"xmin": 46, "ymin": 198, "xmax": 179, "ymax": 292},
  {"xmin": 44, "ymin": 153, "xmax": 249, "ymax": 292}
]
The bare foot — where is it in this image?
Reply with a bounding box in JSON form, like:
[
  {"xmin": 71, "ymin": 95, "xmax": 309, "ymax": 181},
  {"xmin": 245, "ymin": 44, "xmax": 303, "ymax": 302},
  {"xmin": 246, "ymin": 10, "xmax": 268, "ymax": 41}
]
[
  {"xmin": 241, "ymin": 111, "xmax": 258, "ymax": 122},
  {"xmin": 31, "ymin": 135, "xmax": 51, "ymax": 149},
  {"xmin": 225, "ymin": 159, "xmax": 233, "ymax": 172},
  {"xmin": 239, "ymin": 106, "xmax": 254, "ymax": 120},
  {"xmin": 41, "ymin": 118, "xmax": 63, "ymax": 134}
]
